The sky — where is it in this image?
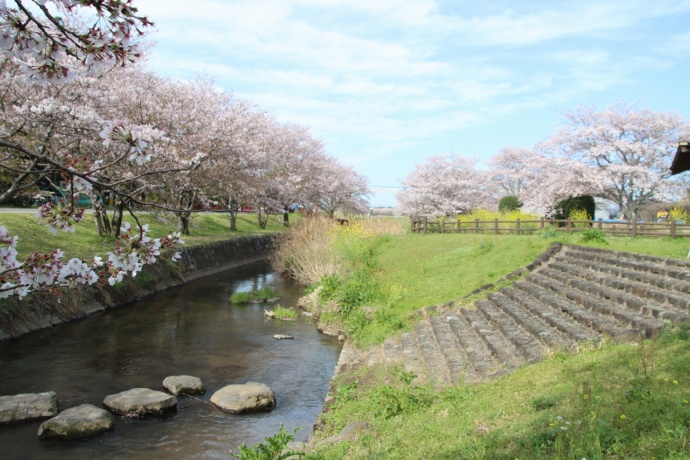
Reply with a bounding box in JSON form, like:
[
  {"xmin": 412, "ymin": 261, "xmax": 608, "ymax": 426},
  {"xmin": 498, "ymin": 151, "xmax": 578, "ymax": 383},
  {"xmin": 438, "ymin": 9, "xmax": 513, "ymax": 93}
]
[{"xmin": 134, "ymin": 0, "xmax": 690, "ymax": 207}]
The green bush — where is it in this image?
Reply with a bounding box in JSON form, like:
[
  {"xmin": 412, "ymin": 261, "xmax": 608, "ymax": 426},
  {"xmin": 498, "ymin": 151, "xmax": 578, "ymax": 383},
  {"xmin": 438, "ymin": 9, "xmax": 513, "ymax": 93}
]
[
  {"xmin": 499, "ymin": 195, "xmax": 522, "ymax": 213},
  {"xmin": 551, "ymin": 195, "xmax": 596, "ymax": 223},
  {"xmin": 580, "ymin": 228, "xmax": 608, "ymax": 244}
]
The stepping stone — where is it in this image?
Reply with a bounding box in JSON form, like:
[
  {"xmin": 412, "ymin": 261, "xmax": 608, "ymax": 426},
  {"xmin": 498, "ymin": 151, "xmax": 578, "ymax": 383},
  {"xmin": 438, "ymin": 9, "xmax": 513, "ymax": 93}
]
[
  {"xmin": 210, "ymin": 382, "xmax": 275, "ymax": 414},
  {"xmin": 103, "ymin": 388, "xmax": 177, "ymax": 416},
  {"xmin": 162, "ymin": 375, "xmax": 205, "ymax": 396},
  {"xmin": 38, "ymin": 404, "xmax": 114, "ymax": 440},
  {"xmin": 0, "ymin": 391, "xmax": 58, "ymax": 424}
]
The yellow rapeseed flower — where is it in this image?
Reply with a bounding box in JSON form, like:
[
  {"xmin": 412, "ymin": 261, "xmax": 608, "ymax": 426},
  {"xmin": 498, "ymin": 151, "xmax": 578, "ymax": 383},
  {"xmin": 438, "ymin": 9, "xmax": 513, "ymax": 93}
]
[{"xmin": 620, "ymin": 415, "xmax": 627, "ymax": 420}]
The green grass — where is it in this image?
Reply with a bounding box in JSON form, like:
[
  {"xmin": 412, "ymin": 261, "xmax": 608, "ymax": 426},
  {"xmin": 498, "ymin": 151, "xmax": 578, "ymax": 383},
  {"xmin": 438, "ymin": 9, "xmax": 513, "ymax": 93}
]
[
  {"xmin": 271, "ymin": 305, "xmax": 298, "ymax": 320},
  {"xmin": 311, "ymin": 327, "xmax": 690, "ymax": 459},
  {"xmin": 229, "ymin": 286, "xmax": 278, "ymax": 304},
  {"xmin": 306, "ymin": 231, "xmax": 690, "ymax": 348},
  {"xmin": 0, "ymin": 211, "xmax": 296, "ymax": 261},
  {"xmin": 376, "ymin": 234, "xmax": 552, "ymax": 311},
  {"xmin": 303, "ymin": 232, "xmax": 690, "ymax": 459}
]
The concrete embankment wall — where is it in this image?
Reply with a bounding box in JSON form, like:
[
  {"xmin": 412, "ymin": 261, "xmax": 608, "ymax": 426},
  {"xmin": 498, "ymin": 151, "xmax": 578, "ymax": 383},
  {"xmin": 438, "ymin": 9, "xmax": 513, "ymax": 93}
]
[{"xmin": 0, "ymin": 234, "xmax": 277, "ymax": 341}]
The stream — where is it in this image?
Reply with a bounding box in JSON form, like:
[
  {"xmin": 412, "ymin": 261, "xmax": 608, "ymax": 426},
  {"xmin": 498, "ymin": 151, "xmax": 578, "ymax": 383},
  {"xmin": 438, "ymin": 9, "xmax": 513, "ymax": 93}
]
[{"xmin": 0, "ymin": 260, "xmax": 342, "ymax": 459}]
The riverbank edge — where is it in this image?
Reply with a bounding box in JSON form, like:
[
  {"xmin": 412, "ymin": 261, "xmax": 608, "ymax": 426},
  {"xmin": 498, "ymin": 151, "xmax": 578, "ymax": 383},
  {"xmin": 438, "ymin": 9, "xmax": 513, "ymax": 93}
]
[{"xmin": 0, "ymin": 234, "xmax": 278, "ymax": 341}]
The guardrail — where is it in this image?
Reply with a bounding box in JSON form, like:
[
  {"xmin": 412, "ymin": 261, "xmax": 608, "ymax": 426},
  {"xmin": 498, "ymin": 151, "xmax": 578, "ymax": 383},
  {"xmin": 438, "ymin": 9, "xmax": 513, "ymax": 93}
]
[{"xmin": 410, "ymin": 216, "xmax": 690, "ymax": 238}]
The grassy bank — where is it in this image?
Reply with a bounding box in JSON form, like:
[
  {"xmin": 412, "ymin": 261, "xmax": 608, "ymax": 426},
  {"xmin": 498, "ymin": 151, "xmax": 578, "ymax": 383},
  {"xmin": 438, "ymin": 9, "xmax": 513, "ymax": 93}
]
[
  {"xmin": 287, "ymin": 220, "xmax": 689, "ymax": 347},
  {"xmin": 312, "ymin": 327, "xmax": 690, "ymax": 459},
  {"xmin": 1, "ymin": 211, "xmax": 295, "ymax": 260},
  {"xmin": 268, "ymin": 218, "xmax": 690, "ymax": 459}
]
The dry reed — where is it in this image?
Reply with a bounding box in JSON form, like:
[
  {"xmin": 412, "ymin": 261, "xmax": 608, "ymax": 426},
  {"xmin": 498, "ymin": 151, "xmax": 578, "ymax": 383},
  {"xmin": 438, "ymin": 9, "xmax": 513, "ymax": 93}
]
[{"xmin": 271, "ymin": 216, "xmax": 408, "ymax": 285}]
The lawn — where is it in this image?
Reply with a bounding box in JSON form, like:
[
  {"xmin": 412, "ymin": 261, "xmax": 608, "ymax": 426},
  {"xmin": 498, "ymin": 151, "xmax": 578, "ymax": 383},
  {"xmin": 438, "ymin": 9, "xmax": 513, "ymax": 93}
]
[{"xmin": 0, "ymin": 210, "xmax": 299, "ymax": 260}]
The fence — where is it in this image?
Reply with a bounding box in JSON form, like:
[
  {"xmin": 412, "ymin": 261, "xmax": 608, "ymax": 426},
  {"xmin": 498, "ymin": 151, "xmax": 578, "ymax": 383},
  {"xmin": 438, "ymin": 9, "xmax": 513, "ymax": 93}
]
[{"xmin": 410, "ymin": 216, "xmax": 690, "ymax": 238}]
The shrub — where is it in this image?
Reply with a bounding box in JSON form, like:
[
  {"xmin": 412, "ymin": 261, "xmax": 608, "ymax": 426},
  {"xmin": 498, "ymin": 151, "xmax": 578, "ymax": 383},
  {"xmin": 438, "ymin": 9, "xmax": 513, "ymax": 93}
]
[
  {"xmin": 551, "ymin": 195, "xmax": 596, "ymax": 222},
  {"xmin": 539, "ymin": 226, "xmax": 559, "ymax": 239},
  {"xmin": 499, "ymin": 195, "xmax": 522, "ymax": 213},
  {"xmin": 580, "ymin": 228, "xmax": 608, "ymax": 244},
  {"xmin": 569, "ymin": 208, "xmax": 592, "ymax": 228},
  {"xmin": 668, "ymin": 206, "xmax": 689, "ymax": 223}
]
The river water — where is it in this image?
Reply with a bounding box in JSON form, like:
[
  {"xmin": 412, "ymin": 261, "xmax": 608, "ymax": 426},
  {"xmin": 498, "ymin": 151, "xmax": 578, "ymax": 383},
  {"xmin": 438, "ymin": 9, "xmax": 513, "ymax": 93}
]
[{"xmin": 0, "ymin": 260, "xmax": 342, "ymax": 459}]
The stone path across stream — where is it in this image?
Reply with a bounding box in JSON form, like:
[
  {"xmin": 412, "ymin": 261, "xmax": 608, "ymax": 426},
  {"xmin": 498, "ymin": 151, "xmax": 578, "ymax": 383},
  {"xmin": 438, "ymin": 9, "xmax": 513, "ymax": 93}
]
[{"xmin": 334, "ymin": 244, "xmax": 690, "ymax": 386}]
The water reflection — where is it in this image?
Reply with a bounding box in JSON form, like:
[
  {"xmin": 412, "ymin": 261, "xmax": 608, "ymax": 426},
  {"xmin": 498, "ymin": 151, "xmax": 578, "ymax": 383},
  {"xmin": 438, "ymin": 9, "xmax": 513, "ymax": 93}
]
[{"xmin": 0, "ymin": 260, "xmax": 341, "ymax": 459}]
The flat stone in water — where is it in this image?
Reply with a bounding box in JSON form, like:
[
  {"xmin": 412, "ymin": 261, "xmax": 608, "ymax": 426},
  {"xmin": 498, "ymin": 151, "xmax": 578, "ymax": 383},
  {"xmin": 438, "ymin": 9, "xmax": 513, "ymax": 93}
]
[
  {"xmin": 0, "ymin": 391, "xmax": 58, "ymax": 424},
  {"xmin": 273, "ymin": 334, "xmax": 294, "ymax": 340},
  {"xmin": 103, "ymin": 388, "xmax": 177, "ymax": 416},
  {"xmin": 162, "ymin": 375, "xmax": 205, "ymax": 396},
  {"xmin": 38, "ymin": 404, "xmax": 115, "ymax": 440},
  {"xmin": 210, "ymin": 382, "xmax": 275, "ymax": 414}
]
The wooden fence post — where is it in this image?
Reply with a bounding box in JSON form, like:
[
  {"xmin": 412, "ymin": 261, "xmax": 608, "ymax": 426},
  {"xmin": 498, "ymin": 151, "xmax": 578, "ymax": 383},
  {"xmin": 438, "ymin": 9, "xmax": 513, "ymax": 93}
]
[
  {"xmin": 494, "ymin": 218, "xmax": 499, "ymax": 235},
  {"xmin": 540, "ymin": 217, "xmax": 545, "ymax": 230},
  {"xmin": 423, "ymin": 216, "xmax": 428, "ymax": 234},
  {"xmin": 474, "ymin": 219, "xmax": 479, "ymax": 234},
  {"xmin": 456, "ymin": 220, "xmax": 461, "ymax": 233},
  {"xmin": 516, "ymin": 218, "xmax": 520, "ymax": 235},
  {"xmin": 671, "ymin": 220, "xmax": 677, "ymax": 239},
  {"xmin": 438, "ymin": 219, "xmax": 443, "ymax": 234},
  {"xmin": 597, "ymin": 218, "xmax": 602, "ymax": 230},
  {"xmin": 632, "ymin": 219, "xmax": 637, "ymax": 238},
  {"xmin": 566, "ymin": 218, "xmax": 572, "ymax": 233}
]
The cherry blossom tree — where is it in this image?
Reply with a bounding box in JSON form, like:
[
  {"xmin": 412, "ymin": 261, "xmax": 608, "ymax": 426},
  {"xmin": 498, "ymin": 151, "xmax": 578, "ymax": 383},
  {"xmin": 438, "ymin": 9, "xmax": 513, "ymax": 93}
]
[
  {"xmin": 397, "ymin": 153, "xmax": 492, "ymax": 217},
  {"xmin": 1, "ymin": 0, "xmax": 151, "ymax": 79},
  {"xmin": 487, "ymin": 146, "xmax": 589, "ymax": 216},
  {"xmin": 310, "ymin": 160, "xmax": 370, "ymax": 218},
  {"xmin": 0, "ymin": 1, "xmax": 187, "ymax": 299},
  {"xmin": 543, "ymin": 104, "xmax": 690, "ymax": 220}
]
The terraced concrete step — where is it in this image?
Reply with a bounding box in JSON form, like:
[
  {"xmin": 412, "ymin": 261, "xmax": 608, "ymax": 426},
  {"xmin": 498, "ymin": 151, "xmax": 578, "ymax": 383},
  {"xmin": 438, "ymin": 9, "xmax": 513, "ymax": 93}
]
[
  {"xmin": 415, "ymin": 320, "xmax": 452, "ymax": 384},
  {"xmin": 447, "ymin": 312, "xmax": 505, "ymax": 378},
  {"xmin": 487, "ymin": 291, "xmax": 575, "ymax": 349},
  {"xmin": 554, "ymin": 256, "xmax": 690, "ymax": 296},
  {"xmin": 400, "ymin": 332, "xmax": 429, "ymax": 383},
  {"xmin": 475, "ymin": 299, "xmax": 547, "ymax": 363},
  {"xmin": 539, "ymin": 267, "xmax": 688, "ymax": 323},
  {"xmin": 429, "ymin": 315, "xmax": 480, "ymax": 384},
  {"xmin": 549, "ymin": 260, "xmax": 690, "ymax": 311},
  {"xmin": 516, "ymin": 279, "xmax": 637, "ymax": 339},
  {"xmin": 461, "ymin": 309, "xmax": 524, "ymax": 371},
  {"xmin": 529, "ymin": 271, "xmax": 666, "ymax": 337},
  {"xmin": 563, "ymin": 246, "xmax": 690, "ymax": 281}
]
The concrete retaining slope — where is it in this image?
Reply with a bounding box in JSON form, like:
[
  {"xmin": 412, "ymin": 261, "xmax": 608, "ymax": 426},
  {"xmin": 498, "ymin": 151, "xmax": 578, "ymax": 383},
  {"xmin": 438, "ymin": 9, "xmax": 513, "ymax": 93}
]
[{"xmin": 0, "ymin": 234, "xmax": 277, "ymax": 341}]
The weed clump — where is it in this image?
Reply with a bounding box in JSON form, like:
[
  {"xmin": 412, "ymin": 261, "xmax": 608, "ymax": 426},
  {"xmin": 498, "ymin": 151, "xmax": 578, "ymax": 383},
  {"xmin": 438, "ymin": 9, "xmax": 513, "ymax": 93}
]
[
  {"xmin": 580, "ymin": 228, "xmax": 608, "ymax": 244},
  {"xmin": 229, "ymin": 286, "xmax": 277, "ymax": 304}
]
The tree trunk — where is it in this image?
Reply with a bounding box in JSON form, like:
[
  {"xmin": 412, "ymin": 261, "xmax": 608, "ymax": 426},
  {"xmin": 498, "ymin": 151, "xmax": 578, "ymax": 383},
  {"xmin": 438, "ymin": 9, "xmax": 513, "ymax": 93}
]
[
  {"xmin": 177, "ymin": 212, "xmax": 191, "ymax": 235},
  {"xmin": 89, "ymin": 190, "xmax": 111, "ymax": 237},
  {"xmin": 258, "ymin": 207, "xmax": 270, "ymax": 229},
  {"xmin": 111, "ymin": 199, "xmax": 125, "ymax": 238},
  {"xmin": 228, "ymin": 196, "xmax": 238, "ymax": 231}
]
